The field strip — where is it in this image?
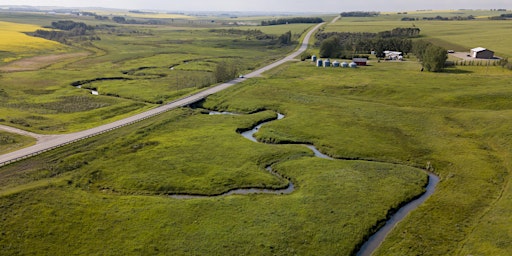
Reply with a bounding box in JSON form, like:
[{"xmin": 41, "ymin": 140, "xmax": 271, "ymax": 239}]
[{"xmin": 0, "ymin": 52, "xmax": 90, "ymax": 72}]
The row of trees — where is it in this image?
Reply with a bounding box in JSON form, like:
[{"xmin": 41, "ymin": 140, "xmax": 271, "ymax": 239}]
[
  {"xmin": 413, "ymin": 40, "xmax": 447, "ymax": 72},
  {"xmin": 379, "ymin": 28, "xmax": 421, "ymax": 38},
  {"xmin": 317, "ymin": 28, "xmax": 420, "ymax": 42},
  {"xmin": 340, "ymin": 12, "xmax": 380, "ymax": 17},
  {"xmin": 112, "ymin": 16, "xmax": 167, "ymax": 25},
  {"xmin": 261, "ymin": 17, "xmax": 323, "ymax": 26},
  {"xmin": 209, "ymin": 29, "xmax": 294, "ymax": 46},
  {"xmin": 489, "ymin": 13, "xmax": 512, "ymax": 20},
  {"xmin": 31, "ymin": 20, "xmax": 98, "ymax": 43},
  {"xmin": 402, "ymin": 15, "xmax": 475, "ymax": 21},
  {"xmin": 49, "ymin": 20, "xmax": 92, "ymax": 31},
  {"xmin": 209, "ymin": 29, "xmax": 273, "ymax": 40}
]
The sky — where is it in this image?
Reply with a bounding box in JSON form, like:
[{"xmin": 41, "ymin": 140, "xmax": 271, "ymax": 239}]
[{"xmin": 1, "ymin": 0, "xmax": 511, "ymax": 13}]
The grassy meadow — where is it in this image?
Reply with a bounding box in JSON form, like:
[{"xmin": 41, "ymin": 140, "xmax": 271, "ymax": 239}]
[
  {"xmin": 1, "ymin": 9, "xmax": 512, "ymax": 256},
  {"xmin": 2, "ymin": 55, "xmax": 511, "ymax": 255},
  {"xmin": 0, "ymin": 102, "xmax": 427, "ymax": 255},
  {"xmin": 0, "ymin": 131, "xmax": 35, "ymax": 154}
]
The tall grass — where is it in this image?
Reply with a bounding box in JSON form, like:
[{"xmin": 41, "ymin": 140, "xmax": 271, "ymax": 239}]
[
  {"xmin": 0, "ymin": 131, "xmax": 35, "ymax": 154},
  {"xmin": 0, "ymin": 104, "xmax": 426, "ymax": 255},
  {"xmin": 203, "ymin": 61, "xmax": 512, "ymax": 255}
]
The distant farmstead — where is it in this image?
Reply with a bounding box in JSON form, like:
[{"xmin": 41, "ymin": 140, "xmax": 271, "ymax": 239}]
[
  {"xmin": 384, "ymin": 51, "xmax": 403, "ymax": 60},
  {"xmin": 471, "ymin": 47, "xmax": 494, "ymax": 59}
]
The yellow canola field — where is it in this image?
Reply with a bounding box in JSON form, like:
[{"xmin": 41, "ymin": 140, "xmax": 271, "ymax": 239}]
[{"xmin": 0, "ymin": 21, "xmax": 66, "ymax": 62}]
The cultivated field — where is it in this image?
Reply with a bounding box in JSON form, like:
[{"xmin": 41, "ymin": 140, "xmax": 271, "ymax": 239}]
[
  {"xmin": 1, "ymin": 9, "xmax": 512, "ymax": 256},
  {"xmin": 0, "ymin": 21, "xmax": 69, "ymax": 62}
]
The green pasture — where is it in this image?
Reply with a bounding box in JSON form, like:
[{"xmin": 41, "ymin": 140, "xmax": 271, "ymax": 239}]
[
  {"xmin": 0, "ymin": 102, "xmax": 426, "ymax": 255},
  {"xmin": 2, "ymin": 55, "xmax": 512, "ymax": 254},
  {"xmin": 200, "ymin": 60, "xmax": 512, "ymax": 255}
]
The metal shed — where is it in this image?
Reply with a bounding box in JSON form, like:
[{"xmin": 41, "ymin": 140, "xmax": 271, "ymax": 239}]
[{"xmin": 471, "ymin": 47, "xmax": 494, "ymax": 59}]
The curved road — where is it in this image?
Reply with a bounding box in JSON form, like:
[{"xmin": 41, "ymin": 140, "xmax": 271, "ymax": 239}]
[{"xmin": 0, "ymin": 22, "xmax": 325, "ymax": 167}]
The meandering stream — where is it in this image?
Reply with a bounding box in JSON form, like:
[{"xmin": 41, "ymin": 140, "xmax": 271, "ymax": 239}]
[{"xmin": 208, "ymin": 111, "xmax": 440, "ymax": 255}]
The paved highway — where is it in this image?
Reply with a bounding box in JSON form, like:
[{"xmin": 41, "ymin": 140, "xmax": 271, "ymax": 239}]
[{"xmin": 0, "ymin": 22, "xmax": 325, "ymax": 167}]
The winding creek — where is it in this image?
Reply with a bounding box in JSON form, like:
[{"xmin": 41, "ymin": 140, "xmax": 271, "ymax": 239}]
[{"xmin": 204, "ymin": 111, "xmax": 440, "ymax": 255}]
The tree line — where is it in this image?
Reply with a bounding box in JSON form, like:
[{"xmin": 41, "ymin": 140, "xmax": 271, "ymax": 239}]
[
  {"xmin": 412, "ymin": 40, "xmax": 447, "ymax": 72},
  {"xmin": 316, "ymin": 28, "xmax": 420, "ymax": 59},
  {"xmin": 402, "ymin": 15, "xmax": 475, "ymax": 21},
  {"xmin": 112, "ymin": 16, "xmax": 166, "ymax": 25},
  {"xmin": 488, "ymin": 13, "xmax": 512, "ymax": 20},
  {"xmin": 261, "ymin": 17, "xmax": 323, "ymax": 26},
  {"xmin": 30, "ymin": 20, "xmax": 98, "ymax": 44},
  {"xmin": 209, "ymin": 29, "xmax": 293, "ymax": 46},
  {"xmin": 402, "ymin": 15, "xmax": 476, "ymax": 21},
  {"xmin": 340, "ymin": 12, "xmax": 380, "ymax": 17}
]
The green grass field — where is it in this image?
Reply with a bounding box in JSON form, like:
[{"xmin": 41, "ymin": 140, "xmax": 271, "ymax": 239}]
[
  {"xmin": 0, "ymin": 104, "xmax": 427, "ymax": 255},
  {"xmin": 2, "ymin": 59, "xmax": 511, "ymax": 255},
  {"xmin": 0, "ymin": 131, "xmax": 35, "ymax": 154},
  {"xmin": 1, "ymin": 10, "xmax": 512, "ymax": 255}
]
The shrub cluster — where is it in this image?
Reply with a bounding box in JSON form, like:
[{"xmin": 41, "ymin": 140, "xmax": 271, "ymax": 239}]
[
  {"xmin": 261, "ymin": 17, "xmax": 323, "ymax": 26},
  {"xmin": 340, "ymin": 12, "xmax": 380, "ymax": 17},
  {"xmin": 413, "ymin": 40, "xmax": 447, "ymax": 72},
  {"xmin": 489, "ymin": 13, "xmax": 512, "ymax": 20},
  {"xmin": 30, "ymin": 20, "xmax": 98, "ymax": 43}
]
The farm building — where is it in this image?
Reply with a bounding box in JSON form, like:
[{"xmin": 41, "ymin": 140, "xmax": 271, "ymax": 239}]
[
  {"xmin": 384, "ymin": 51, "xmax": 402, "ymax": 60},
  {"xmin": 471, "ymin": 47, "xmax": 494, "ymax": 59},
  {"xmin": 352, "ymin": 58, "xmax": 367, "ymax": 66}
]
